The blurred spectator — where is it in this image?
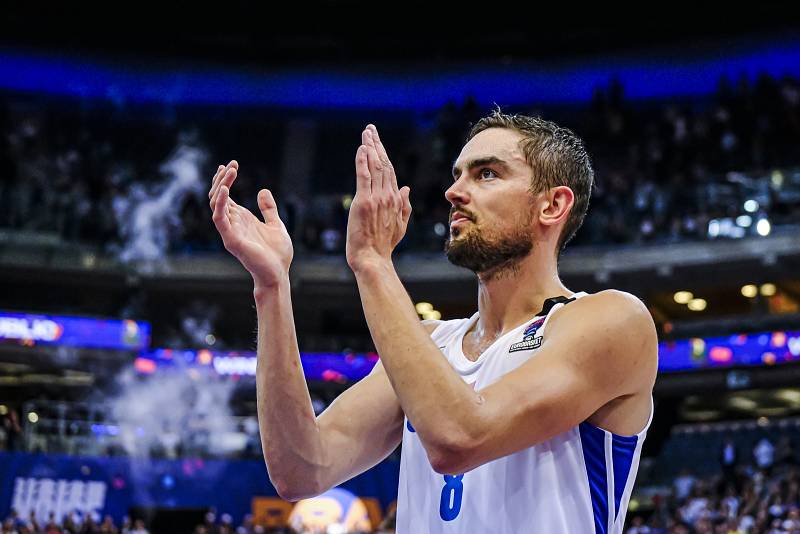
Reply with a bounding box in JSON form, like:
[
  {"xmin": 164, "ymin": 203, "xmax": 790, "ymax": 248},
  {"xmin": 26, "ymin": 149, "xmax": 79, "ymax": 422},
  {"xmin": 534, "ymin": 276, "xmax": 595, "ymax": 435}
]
[
  {"xmin": 674, "ymin": 468, "xmax": 697, "ymax": 501},
  {"xmin": 721, "ymin": 437, "xmax": 739, "ymax": 484},
  {"xmin": 754, "ymin": 437, "xmax": 776, "ymax": 472}
]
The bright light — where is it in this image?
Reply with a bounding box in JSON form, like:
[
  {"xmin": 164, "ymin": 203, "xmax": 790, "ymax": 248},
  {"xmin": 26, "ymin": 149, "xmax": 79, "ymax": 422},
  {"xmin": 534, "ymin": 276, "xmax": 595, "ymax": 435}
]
[
  {"xmin": 673, "ymin": 291, "xmax": 693, "ymax": 304},
  {"xmin": 736, "ymin": 215, "xmax": 752, "ymax": 227},
  {"xmin": 415, "ymin": 302, "xmax": 433, "ymax": 314},
  {"xmin": 205, "ymin": 334, "xmax": 216, "ymax": 345},
  {"xmin": 434, "ymin": 223, "xmax": 446, "ymax": 237},
  {"xmin": 757, "ymin": 416, "xmax": 769, "ymax": 427},
  {"xmin": 744, "ymin": 199, "xmax": 759, "ymax": 213},
  {"xmin": 342, "ymin": 195, "xmax": 353, "ymax": 210},
  {"xmin": 0, "ymin": 405, "xmax": 6, "ymax": 415},
  {"xmin": 422, "ymin": 310, "xmax": 442, "ymax": 320},
  {"xmin": 771, "ymin": 170, "xmax": 784, "ymax": 188},
  {"xmin": 756, "ymin": 218, "xmax": 771, "ymax": 236},
  {"xmin": 760, "ymin": 283, "xmax": 777, "ymax": 297},
  {"xmin": 741, "ymin": 285, "xmax": 758, "ymax": 298},
  {"xmin": 687, "ymin": 298, "xmax": 707, "ymax": 311},
  {"xmin": 708, "ymin": 219, "xmax": 720, "ymax": 238},
  {"xmin": 28, "ymin": 412, "xmax": 38, "ymax": 424}
]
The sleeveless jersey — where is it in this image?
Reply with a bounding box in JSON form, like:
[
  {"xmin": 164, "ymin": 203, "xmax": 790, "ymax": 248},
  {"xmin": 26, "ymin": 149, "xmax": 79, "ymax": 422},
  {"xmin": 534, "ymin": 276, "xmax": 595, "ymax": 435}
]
[{"xmin": 395, "ymin": 291, "xmax": 653, "ymax": 533}]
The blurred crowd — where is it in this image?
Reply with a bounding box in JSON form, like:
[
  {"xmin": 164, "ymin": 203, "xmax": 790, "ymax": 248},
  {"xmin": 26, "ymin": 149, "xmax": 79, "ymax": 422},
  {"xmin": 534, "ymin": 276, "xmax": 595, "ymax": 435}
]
[
  {"xmin": 629, "ymin": 434, "xmax": 800, "ymax": 533},
  {"xmin": 0, "ymin": 510, "xmax": 282, "ymax": 534},
  {"xmin": 1, "ymin": 507, "xmax": 396, "ymax": 534},
  {"xmin": 1, "ymin": 72, "xmax": 799, "ymax": 258},
  {"xmin": 2, "ymin": 511, "xmax": 147, "ymax": 534}
]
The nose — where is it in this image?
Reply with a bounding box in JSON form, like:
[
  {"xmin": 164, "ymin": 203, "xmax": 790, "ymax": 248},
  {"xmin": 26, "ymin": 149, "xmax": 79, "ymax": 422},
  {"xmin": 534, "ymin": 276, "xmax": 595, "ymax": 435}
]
[{"xmin": 445, "ymin": 176, "xmax": 470, "ymax": 207}]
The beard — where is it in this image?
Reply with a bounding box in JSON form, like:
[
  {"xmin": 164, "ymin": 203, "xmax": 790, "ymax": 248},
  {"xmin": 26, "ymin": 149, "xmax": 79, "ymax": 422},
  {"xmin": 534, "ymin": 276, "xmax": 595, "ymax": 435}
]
[{"xmin": 444, "ymin": 217, "xmax": 533, "ymax": 279}]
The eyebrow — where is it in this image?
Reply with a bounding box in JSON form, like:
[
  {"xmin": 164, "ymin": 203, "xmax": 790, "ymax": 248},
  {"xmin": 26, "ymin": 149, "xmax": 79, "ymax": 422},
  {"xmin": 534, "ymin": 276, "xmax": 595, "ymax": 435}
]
[{"xmin": 451, "ymin": 156, "xmax": 510, "ymax": 178}]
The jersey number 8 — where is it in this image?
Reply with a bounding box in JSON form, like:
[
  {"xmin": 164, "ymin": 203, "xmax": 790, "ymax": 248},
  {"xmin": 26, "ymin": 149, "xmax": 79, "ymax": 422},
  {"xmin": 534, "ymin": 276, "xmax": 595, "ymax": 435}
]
[{"xmin": 439, "ymin": 474, "xmax": 464, "ymax": 521}]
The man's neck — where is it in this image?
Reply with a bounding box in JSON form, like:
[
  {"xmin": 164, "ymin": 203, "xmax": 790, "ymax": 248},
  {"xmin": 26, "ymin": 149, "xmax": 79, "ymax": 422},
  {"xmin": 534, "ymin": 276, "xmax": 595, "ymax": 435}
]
[{"xmin": 472, "ymin": 250, "xmax": 571, "ymax": 340}]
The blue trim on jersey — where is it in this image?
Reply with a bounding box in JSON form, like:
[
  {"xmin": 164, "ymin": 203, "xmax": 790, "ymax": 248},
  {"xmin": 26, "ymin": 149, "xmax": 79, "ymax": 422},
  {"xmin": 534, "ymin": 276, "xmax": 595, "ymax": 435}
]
[
  {"xmin": 611, "ymin": 433, "xmax": 638, "ymax": 520},
  {"xmin": 579, "ymin": 422, "xmax": 609, "ymax": 534}
]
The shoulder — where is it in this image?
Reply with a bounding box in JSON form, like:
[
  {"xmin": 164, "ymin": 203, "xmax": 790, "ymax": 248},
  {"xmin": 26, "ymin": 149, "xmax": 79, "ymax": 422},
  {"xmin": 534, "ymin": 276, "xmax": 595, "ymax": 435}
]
[
  {"xmin": 552, "ymin": 289, "xmax": 654, "ymax": 334},
  {"xmin": 547, "ymin": 290, "xmax": 658, "ymax": 380}
]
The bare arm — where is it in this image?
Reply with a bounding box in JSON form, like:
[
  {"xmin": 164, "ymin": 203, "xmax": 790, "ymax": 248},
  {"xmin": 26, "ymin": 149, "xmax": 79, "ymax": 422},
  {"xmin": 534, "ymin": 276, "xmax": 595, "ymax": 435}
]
[
  {"xmin": 209, "ymin": 161, "xmax": 438, "ymax": 500},
  {"xmin": 254, "ymin": 284, "xmax": 438, "ymax": 500}
]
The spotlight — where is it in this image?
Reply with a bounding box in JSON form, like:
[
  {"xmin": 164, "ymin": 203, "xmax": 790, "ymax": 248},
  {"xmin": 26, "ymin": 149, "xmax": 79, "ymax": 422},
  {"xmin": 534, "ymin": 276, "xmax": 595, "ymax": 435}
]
[
  {"xmin": 741, "ymin": 285, "xmax": 757, "ymax": 298},
  {"xmin": 760, "ymin": 283, "xmax": 777, "ymax": 297},
  {"xmin": 415, "ymin": 302, "xmax": 433, "ymax": 314},
  {"xmin": 756, "ymin": 218, "xmax": 771, "ymax": 236},
  {"xmin": 673, "ymin": 291, "xmax": 693, "ymax": 304},
  {"xmin": 687, "ymin": 298, "xmax": 707, "ymax": 311}
]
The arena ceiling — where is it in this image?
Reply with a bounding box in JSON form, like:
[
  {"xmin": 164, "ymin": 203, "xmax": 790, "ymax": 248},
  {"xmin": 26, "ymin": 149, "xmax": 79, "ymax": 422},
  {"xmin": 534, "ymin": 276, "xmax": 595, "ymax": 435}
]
[{"xmin": 2, "ymin": 4, "xmax": 798, "ymax": 66}]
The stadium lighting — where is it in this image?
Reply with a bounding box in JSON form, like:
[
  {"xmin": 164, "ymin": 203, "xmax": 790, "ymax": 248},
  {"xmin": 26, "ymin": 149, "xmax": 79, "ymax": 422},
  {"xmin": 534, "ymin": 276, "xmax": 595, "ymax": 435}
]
[
  {"xmin": 673, "ymin": 291, "xmax": 693, "ymax": 304},
  {"xmin": 735, "ymin": 215, "xmax": 752, "ymax": 227},
  {"xmin": 744, "ymin": 199, "xmax": 759, "ymax": 213},
  {"xmin": 434, "ymin": 222, "xmax": 446, "ymax": 236},
  {"xmin": 756, "ymin": 218, "xmax": 771, "ymax": 236},
  {"xmin": 771, "ymin": 170, "xmax": 784, "ymax": 188},
  {"xmin": 28, "ymin": 412, "xmax": 39, "ymax": 423},
  {"xmin": 422, "ymin": 310, "xmax": 442, "ymax": 321},
  {"xmin": 760, "ymin": 283, "xmax": 777, "ymax": 297},
  {"xmin": 728, "ymin": 396, "xmax": 757, "ymax": 411},
  {"xmin": 707, "ymin": 219, "xmax": 720, "ymax": 238},
  {"xmin": 741, "ymin": 285, "xmax": 758, "ymax": 298},
  {"xmin": 205, "ymin": 334, "xmax": 216, "ymax": 345},
  {"xmin": 415, "ymin": 302, "xmax": 433, "ymax": 314},
  {"xmin": 687, "ymin": 298, "xmax": 707, "ymax": 311}
]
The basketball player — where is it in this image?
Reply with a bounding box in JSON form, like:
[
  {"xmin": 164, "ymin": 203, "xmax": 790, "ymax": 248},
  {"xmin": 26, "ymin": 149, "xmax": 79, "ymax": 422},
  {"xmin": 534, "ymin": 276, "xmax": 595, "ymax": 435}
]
[{"xmin": 209, "ymin": 111, "xmax": 658, "ymax": 533}]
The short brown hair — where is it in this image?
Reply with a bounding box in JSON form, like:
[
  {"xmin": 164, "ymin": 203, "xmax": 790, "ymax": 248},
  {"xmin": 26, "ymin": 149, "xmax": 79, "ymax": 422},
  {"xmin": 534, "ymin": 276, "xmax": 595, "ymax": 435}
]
[{"xmin": 467, "ymin": 110, "xmax": 594, "ymax": 252}]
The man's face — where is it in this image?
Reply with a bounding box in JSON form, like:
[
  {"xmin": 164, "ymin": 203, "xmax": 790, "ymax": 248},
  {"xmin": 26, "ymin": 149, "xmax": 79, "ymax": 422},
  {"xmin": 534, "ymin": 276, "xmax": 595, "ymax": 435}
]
[{"xmin": 444, "ymin": 128, "xmax": 538, "ymax": 276}]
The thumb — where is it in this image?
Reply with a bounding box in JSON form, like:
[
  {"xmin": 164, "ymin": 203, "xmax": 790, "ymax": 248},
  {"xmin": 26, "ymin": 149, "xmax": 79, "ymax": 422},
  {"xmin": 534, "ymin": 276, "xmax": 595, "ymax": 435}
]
[
  {"xmin": 400, "ymin": 186, "xmax": 412, "ymax": 221},
  {"xmin": 257, "ymin": 189, "xmax": 281, "ymax": 225}
]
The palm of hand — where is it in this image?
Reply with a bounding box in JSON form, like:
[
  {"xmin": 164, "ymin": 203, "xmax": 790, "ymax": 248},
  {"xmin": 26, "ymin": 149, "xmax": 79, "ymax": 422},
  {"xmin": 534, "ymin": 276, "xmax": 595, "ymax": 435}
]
[{"xmin": 209, "ymin": 162, "xmax": 293, "ymax": 288}]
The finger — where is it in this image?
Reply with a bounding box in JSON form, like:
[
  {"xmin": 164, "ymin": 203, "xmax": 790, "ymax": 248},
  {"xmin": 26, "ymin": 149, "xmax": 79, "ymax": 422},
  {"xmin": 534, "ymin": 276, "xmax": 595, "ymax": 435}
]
[
  {"xmin": 209, "ymin": 160, "xmax": 239, "ymax": 207},
  {"xmin": 209, "ymin": 165, "xmax": 225, "ymax": 199},
  {"xmin": 210, "ymin": 160, "xmax": 236, "ymax": 199},
  {"xmin": 212, "ymin": 185, "xmax": 232, "ymax": 236},
  {"xmin": 369, "ymin": 125, "xmax": 398, "ymax": 193},
  {"xmin": 363, "ymin": 127, "xmax": 385, "ymax": 193},
  {"xmin": 400, "ymin": 186, "xmax": 412, "ymax": 222},
  {"xmin": 355, "ymin": 145, "xmax": 371, "ymax": 195},
  {"xmin": 210, "ymin": 166, "xmax": 240, "ymax": 210},
  {"xmin": 257, "ymin": 189, "xmax": 281, "ymax": 225}
]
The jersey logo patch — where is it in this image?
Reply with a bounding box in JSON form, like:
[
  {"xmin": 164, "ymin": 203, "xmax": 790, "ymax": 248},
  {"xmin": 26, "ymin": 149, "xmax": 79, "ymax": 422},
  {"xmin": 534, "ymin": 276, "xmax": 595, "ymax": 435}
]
[
  {"xmin": 509, "ymin": 317, "xmax": 545, "ymax": 353},
  {"xmin": 523, "ymin": 317, "xmax": 545, "ymax": 337},
  {"xmin": 509, "ymin": 334, "xmax": 542, "ymax": 353}
]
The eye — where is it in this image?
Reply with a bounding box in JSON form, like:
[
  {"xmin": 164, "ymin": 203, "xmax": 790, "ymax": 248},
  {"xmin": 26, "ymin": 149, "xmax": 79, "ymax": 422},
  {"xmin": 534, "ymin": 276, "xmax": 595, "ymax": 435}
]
[{"xmin": 479, "ymin": 168, "xmax": 498, "ymax": 180}]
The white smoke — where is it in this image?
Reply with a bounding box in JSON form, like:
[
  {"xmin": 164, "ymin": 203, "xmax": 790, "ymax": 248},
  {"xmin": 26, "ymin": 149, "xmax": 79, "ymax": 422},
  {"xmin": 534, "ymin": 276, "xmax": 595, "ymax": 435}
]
[
  {"xmin": 113, "ymin": 136, "xmax": 208, "ymax": 267},
  {"xmin": 108, "ymin": 361, "xmax": 241, "ymax": 459}
]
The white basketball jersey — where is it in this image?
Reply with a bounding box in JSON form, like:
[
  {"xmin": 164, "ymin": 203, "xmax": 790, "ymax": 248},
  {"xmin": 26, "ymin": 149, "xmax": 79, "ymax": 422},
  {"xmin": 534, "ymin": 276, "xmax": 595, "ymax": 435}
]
[{"xmin": 396, "ymin": 292, "xmax": 652, "ymax": 534}]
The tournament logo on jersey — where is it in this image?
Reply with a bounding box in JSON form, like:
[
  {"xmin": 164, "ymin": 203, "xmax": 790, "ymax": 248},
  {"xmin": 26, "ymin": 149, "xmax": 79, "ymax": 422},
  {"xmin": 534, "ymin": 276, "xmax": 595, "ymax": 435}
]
[{"xmin": 509, "ymin": 318, "xmax": 545, "ymax": 353}]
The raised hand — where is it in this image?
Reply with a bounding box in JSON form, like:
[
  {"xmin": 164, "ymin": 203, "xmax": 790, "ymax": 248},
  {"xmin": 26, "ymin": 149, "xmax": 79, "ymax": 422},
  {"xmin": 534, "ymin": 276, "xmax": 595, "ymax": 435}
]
[
  {"xmin": 345, "ymin": 125, "xmax": 411, "ymax": 272},
  {"xmin": 209, "ymin": 161, "xmax": 293, "ymax": 289}
]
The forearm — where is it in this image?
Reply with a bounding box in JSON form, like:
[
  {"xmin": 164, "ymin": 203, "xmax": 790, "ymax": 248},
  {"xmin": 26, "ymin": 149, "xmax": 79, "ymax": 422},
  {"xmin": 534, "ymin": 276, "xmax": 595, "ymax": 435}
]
[
  {"xmin": 254, "ymin": 277, "xmax": 326, "ymax": 497},
  {"xmin": 353, "ymin": 261, "xmax": 482, "ymax": 456}
]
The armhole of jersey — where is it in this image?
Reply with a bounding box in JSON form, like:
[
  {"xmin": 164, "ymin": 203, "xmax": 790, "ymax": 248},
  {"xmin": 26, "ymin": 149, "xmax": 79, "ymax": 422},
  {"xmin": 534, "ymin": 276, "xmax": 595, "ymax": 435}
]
[{"xmin": 426, "ymin": 320, "xmax": 446, "ymax": 339}]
